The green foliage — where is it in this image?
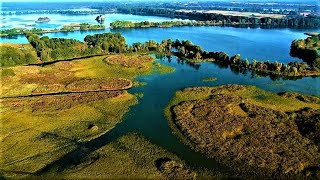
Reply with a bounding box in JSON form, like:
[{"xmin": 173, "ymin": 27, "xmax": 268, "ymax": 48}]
[
  {"xmin": 84, "ymin": 33, "xmax": 127, "ymax": 53},
  {"xmin": 26, "ymin": 33, "xmax": 101, "ymax": 62},
  {"xmin": 0, "ymin": 45, "xmax": 37, "ymax": 67},
  {"xmin": 80, "ymin": 23, "xmax": 105, "ymax": 30},
  {"xmin": 290, "ymin": 35, "xmax": 320, "ymax": 71},
  {"xmin": 0, "ymin": 28, "xmax": 43, "ymax": 36}
]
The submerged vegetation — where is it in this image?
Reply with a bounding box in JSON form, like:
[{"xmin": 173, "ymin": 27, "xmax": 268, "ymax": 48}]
[{"xmin": 166, "ymin": 84, "xmax": 320, "ymax": 179}]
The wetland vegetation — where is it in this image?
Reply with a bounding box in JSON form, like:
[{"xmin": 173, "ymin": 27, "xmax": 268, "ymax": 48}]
[
  {"xmin": 0, "ymin": 50, "xmax": 176, "ymax": 178},
  {"xmin": 166, "ymin": 84, "xmax": 320, "ymax": 179}
]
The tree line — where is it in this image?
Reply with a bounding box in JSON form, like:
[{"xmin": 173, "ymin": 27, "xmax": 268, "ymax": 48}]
[
  {"xmin": 117, "ymin": 8, "xmax": 320, "ymax": 28},
  {"xmin": 110, "ymin": 20, "xmax": 223, "ymax": 29},
  {"xmin": 22, "ymin": 32, "xmax": 319, "ymax": 78}
]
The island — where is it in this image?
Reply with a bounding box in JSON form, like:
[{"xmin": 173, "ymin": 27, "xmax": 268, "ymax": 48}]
[
  {"xmin": 165, "ymin": 84, "xmax": 320, "ymax": 179},
  {"xmin": 35, "ymin": 17, "xmax": 50, "ymax": 23},
  {"xmin": 0, "ymin": 23, "xmax": 106, "ymax": 37},
  {"xmin": 95, "ymin": 14, "xmax": 105, "ymax": 23}
]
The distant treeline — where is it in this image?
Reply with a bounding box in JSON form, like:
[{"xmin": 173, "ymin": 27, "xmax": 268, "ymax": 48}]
[
  {"xmin": 110, "ymin": 20, "xmax": 222, "ymax": 29},
  {"xmin": 21, "ymin": 32, "xmax": 320, "ymax": 79},
  {"xmin": 117, "ymin": 8, "xmax": 320, "ymax": 28},
  {"xmin": 168, "ymin": 39, "xmax": 319, "ymax": 78}
]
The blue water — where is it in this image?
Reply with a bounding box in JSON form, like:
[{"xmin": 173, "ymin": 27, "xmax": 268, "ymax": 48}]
[
  {"xmin": 2, "ymin": 25, "xmax": 318, "ymax": 63},
  {"xmin": 0, "ymin": 13, "xmax": 178, "ymax": 30},
  {"xmin": 120, "ymin": 55, "xmax": 319, "ymax": 174}
]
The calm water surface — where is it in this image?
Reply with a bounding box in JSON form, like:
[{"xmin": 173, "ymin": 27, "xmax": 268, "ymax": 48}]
[
  {"xmin": 0, "ymin": 13, "xmax": 177, "ymax": 30},
  {"xmin": 122, "ymin": 55, "xmax": 319, "ymax": 171}
]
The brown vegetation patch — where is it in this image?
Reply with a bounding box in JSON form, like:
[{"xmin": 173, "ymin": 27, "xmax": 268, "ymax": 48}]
[
  {"xmin": 2, "ymin": 91, "xmax": 125, "ymax": 112},
  {"xmin": 169, "ymin": 85, "xmax": 320, "ymax": 178},
  {"xmin": 291, "ymin": 108, "xmax": 320, "ymax": 144},
  {"xmin": 21, "ymin": 70, "xmax": 74, "ymax": 85},
  {"xmin": 66, "ymin": 78, "xmax": 132, "ymax": 92},
  {"xmin": 103, "ymin": 54, "xmax": 153, "ymax": 68}
]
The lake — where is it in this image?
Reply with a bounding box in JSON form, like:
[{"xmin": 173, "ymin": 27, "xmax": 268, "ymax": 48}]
[
  {"xmin": 0, "ymin": 13, "xmax": 178, "ymax": 30},
  {"xmin": 2, "ymin": 20, "xmax": 318, "ymax": 63}
]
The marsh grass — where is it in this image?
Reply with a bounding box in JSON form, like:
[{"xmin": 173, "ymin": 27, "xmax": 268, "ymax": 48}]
[
  {"xmin": 165, "ymin": 84, "xmax": 320, "ymax": 178},
  {"xmin": 0, "ymin": 53, "xmax": 177, "ymax": 178},
  {"xmin": 0, "ymin": 92, "xmax": 138, "ymax": 176},
  {"xmin": 153, "ymin": 63, "xmax": 176, "ymax": 74},
  {"xmin": 0, "ymin": 54, "xmax": 165, "ymax": 177},
  {"xmin": 0, "ymin": 54, "xmax": 160, "ymax": 98},
  {"xmin": 56, "ymin": 132, "xmax": 221, "ymax": 179}
]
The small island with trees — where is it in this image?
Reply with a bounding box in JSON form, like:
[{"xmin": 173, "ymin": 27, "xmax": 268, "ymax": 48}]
[{"xmin": 35, "ymin": 17, "xmax": 50, "ymax": 23}]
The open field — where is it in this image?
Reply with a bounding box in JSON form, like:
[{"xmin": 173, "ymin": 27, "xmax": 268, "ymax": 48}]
[
  {"xmin": 176, "ymin": 10, "xmax": 286, "ymax": 19},
  {"xmin": 166, "ymin": 84, "xmax": 320, "ymax": 178}
]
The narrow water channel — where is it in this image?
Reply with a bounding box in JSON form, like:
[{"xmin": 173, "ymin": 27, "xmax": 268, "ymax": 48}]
[
  {"xmin": 123, "ymin": 55, "xmax": 320, "ymax": 170},
  {"xmin": 35, "ymin": 55, "xmax": 319, "ymax": 175}
]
